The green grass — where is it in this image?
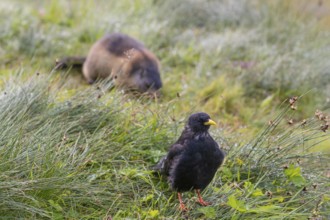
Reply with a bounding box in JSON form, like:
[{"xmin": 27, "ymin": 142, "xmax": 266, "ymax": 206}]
[{"xmin": 0, "ymin": 0, "xmax": 329, "ymax": 219}]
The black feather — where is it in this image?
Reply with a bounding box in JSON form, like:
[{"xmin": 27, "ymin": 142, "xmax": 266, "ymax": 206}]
[{"xmin": 154, "ymin": 112, "xmax": 225, "ymax": 192}]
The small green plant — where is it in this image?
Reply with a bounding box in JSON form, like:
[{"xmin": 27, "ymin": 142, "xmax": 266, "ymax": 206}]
[{"xmin": 284, "ymin": 164, "xmax": 306, "ymax": 187}]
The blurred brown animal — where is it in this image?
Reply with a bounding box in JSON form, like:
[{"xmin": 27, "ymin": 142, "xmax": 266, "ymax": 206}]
[{"xmin": 56, "ymin": 33, "xmax": 162, "ymax": 94}]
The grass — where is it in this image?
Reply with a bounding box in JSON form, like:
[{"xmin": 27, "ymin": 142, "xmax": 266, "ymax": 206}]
[
  {"xmin": 1, "ymin": 71, "xmax": 329, "ymax": 219},
  {"xmin": 0, "ymin": 0, "xmax": 329, "ymax": 219}
]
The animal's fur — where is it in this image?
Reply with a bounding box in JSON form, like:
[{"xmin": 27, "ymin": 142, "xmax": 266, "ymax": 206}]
[{"xmin": 56, "ymin": 33, "xmax": 162, "ymax": 94}]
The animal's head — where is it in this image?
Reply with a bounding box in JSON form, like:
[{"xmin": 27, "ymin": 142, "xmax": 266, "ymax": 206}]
[
  {"xmin": 115, "ymin": 49, "xmax": 162, "ymax": 95},
  {"xmin": 128, "ymin": 65, "xmax": 162, "ymax": 93},
  {"xmin": 187, "ymin": 112, "xmax": 217, "ymax": 133}
]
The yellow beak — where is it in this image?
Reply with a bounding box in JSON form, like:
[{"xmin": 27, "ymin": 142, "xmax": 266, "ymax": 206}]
[{"xmin": 204, "ymin": 119, "xmax": 217, "ymax": 126}]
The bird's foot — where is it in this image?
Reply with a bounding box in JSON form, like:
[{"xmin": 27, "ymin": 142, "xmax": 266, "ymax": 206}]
[
  {"xmin": 197, "ymin": 199, "xmax": 211, "ymax": 206},
  {"xmin": 195, "ymin": 189, "xmax": 211, "ymax": 206},
  {"xmin": 177, "ymin": 192, "xmax": 188, "ymax": 212},
  {"xmin": 179, "ymin": 203, "xmax": 188, "ymax": 212}
]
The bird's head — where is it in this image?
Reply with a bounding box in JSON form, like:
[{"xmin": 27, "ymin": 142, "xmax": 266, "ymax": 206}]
[{"xmin": 187, "ymin": 112, "xmax": 217, "ymax": 133}]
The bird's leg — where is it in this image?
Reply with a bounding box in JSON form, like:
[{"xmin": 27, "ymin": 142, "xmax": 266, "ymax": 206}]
[
  {"xmin": 177, "ymin": 192, "xmax": 188, "ymax": 211},
  {"xmin": 195, "ymin": 189, "xmax": 211, "ymax": 206}
]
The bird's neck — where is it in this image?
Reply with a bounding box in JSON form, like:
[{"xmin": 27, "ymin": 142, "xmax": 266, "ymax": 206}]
[
  {"xmin": 193, "ymin": 132, "xmax": 209, "ymax": 141},
  {"xmin": 184, "ymin": 126, "xmax": 209, "ymax": 140}
]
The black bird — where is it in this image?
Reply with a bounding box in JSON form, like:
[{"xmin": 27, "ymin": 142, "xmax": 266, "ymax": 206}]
[{"xmin": 154, "ymin": 112, "xmax": 225, "ymax": 211}]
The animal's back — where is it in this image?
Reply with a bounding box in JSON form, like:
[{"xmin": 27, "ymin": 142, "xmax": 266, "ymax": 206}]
[
  {"xmin": 102, "ymin": 33, "xmax": 145, "ymax": 56},
  {"xmin": 83, "ymin": 33, "xmax": 145, "ymax": 83}
]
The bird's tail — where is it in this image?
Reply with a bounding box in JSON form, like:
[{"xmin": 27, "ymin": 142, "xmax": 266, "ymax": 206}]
[
  {"xmin": 151, "ymin": 156, "xmax": 167, "ymax": 175},
  {"xmin": 54, "ymin": 56, "xmax": 86, "ymax": 70}
]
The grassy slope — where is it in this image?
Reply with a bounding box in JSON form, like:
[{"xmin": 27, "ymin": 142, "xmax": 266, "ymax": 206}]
[{"xmin": 0, "ymin": 0, "xmax": 329, "ymax": 219}]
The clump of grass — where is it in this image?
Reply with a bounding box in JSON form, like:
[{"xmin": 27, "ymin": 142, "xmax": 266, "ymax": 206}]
[
  {"xmin": 200, "ymin": 97, "xmax": 330, "ymax": 219},
  {"xmin": 154, "ymin": 0, "xmax": 263, "ymax": 30},
  {"xmin": 0, "ymin": 74, "xmax": 175, "ymax": 218},
  {"xmin": 0, "ymin": 75, "xmax": 329, "ymax": 219},
  {"xmin": 198, "ymin": 75, "xmax": 244, "ymax": 115}
]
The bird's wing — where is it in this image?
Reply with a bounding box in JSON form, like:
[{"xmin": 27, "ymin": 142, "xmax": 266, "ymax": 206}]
[
  {"xmin": 163, "ymin": 143, "xmax": 186, "ymax": 175},
  {"xmin": 153, "ymin": 128, "xmax": 192, "ymax": 175},
  {"xmin": 152, "ymin": 143, "xmax": 185, "ymax": 176}
]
